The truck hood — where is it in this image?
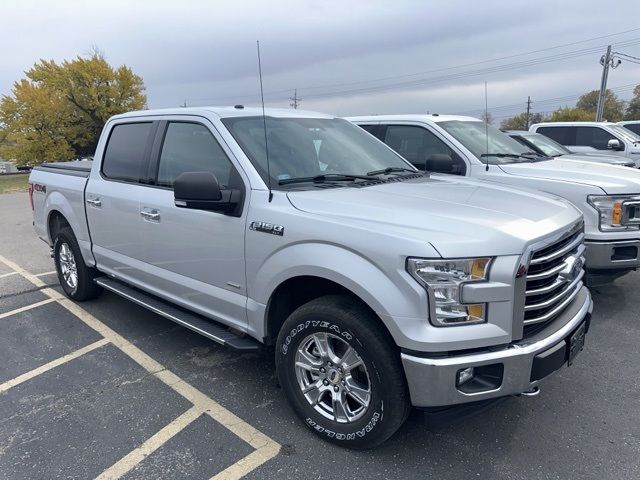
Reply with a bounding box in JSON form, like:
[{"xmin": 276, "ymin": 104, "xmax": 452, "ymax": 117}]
[
  {"xmin": 559, "ymin": 153, "xmax": 633, "ymax": 166},
  {"xmin": 498, "ymin": 158, "xmax": 640, "ymax": 194},
  {"xmin": 286, "ymin": 176, "xmax": 581, "ymax": 258}
]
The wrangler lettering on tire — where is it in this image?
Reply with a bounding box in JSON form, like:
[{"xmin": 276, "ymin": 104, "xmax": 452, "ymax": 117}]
[{"xmin": 275, "ymin": 294, "xmax": 410, "ymax": 449}]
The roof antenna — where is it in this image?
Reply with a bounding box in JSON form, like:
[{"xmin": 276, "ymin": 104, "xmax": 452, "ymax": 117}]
[
  {"xmin": 484, "ymin": 81, "xmax": 490, "ymax": 172},
  {"xmin": 256, "ymin": 40, "xmax": 273, "ymax": 202}
]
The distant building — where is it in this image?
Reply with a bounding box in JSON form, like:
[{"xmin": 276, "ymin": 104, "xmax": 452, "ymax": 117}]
[{"xmin": 0, "ymin": 160, "xmax": 18, "ymax": 174}]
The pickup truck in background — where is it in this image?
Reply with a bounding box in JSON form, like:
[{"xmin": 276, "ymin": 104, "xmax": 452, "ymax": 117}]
[
  {"xmin": 504, "ymin": 130, "xmax": 635, "ymax": 168},
  {"xmin": 529, "ymin": 121, "xmax": 640, "ymax": 165},
  {"xmin": 30, "ymin": 107, "xmax": 591, "ymax": 448},
  {"xmin": 618, "ymin": 120, "xmax": 640, "ymax": 136},
  {"xmin": 349, "ymin": 114, "xmax": 640, "ymax": 285}
]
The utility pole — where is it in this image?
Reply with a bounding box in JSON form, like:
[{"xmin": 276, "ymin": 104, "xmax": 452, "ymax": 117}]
[
  {"xmin": 289, "ymin": 89, "xmax": 301, "ymax": 109},
  {"xmin": 525, "ymin": 96, "xmax": 532, "ymax": 129},
  {"xmin": 596, "ymin": 45, "xmax": 612, "ymax": 122}
]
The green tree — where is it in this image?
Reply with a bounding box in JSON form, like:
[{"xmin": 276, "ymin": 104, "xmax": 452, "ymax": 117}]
[
  {"xmin": 624, "ymin": 84, "xmax": 640, "ymax": 120},
  {"xmin": 500, "ymin": 112, "xmax": 547, "ymax": 130},
  {"xmin": 548, "ymin": 106, "xmax": 594, "ymax": 122},
  {"xmin": 576, "ymin": 89, "xmax": 626, "ymax": 121},
  {"xmin": 0, "ymin": 52, "xmax": 146, "ymax": 165}
]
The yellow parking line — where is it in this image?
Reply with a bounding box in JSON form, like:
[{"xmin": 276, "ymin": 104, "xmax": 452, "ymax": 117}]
[
  {"xmin": 0, "ymin": 271, "xmax": 19, "ymax": 279},
  {"xmin": 35, "ymin": 270, "xmax": 57, "ymax": 277},
  {"xmin": 0, "ymin": 254, "xmax": 280, "ymax": 479},
  {"xmin": 0, "ymin": 298, "xmax": 56, "ymax": 320},
  {"xmin": 0, "ymin": 338, "xmax": 109, "ymax": 393},
  {"xmin": 96, "ymin": 406, "xmax": 202, "ymax": 480}
]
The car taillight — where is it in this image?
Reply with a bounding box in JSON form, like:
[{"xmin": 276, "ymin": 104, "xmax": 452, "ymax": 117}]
[{"xmin": 28, "ymin": 183, "xmax": 34, "ymax": 210}]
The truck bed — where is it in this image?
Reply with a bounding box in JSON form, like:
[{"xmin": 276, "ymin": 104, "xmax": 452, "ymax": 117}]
[{"xmin": 35, "ymin": 161, "xmax": 93, "ymax": 177}]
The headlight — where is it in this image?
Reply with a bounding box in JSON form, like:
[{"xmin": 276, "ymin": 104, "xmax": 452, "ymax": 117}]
[
  {"xmin": 407, "ymin": 258, "xmax": 491, "ymax": 327},
  {"xmin": 588, "ymin": 195, "xmax": 640, "ymax": 231}
]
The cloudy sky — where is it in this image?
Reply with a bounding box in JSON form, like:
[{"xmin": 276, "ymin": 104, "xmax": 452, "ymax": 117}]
[{"xmin": 1, "ymin": 0, "xmax": 640, "ymax": 122}]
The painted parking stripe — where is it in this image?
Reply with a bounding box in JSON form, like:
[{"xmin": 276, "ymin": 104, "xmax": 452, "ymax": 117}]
[
  {"xmin": 0, "ymin": 271, "xmax": 19, "ymax": 279},
  {"xmin": 96, "ymin": 406, "xmax": 202, "ymax": 480},
  {"xmin": 0, "ymin": 338, "xmax": 109, "ymax": 393},
  {"xmin": 0, "ymin": 254, "xmax": 280, "ymax": 479},
  {"xmin": 0, "ymin": 298, "xmax": 56, "ymax": 320},
  {"xmin": 35, "ymin": 270, "xmax": 57, "ymax": 277}
]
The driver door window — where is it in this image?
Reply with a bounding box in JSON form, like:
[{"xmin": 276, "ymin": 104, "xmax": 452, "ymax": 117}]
[
  {"xmin": 383, "ymin": 125, "xmax": 466, "ymax": 174},
  {"xmin": 157, "ymin": 122, "xmax": 233, "ymax": 187}
]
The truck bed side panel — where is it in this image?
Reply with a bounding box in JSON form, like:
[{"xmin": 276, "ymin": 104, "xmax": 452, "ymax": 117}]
[{"xmin": 29, "ymin": 167, "xmax": 94, "ymax": 267}]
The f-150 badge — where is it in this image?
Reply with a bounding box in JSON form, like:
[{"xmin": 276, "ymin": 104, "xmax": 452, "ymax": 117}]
[{"xmin": 250, "ymin": 221, "xmax": 284, "ymax": 236}]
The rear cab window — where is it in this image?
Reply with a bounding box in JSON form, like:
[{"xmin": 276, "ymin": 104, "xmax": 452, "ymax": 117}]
[{"xmin": 102, "ymin": 122, "xmax": 154, "ymax": 182}]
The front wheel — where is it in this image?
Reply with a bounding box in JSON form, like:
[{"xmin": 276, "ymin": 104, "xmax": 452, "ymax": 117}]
[{"xmin": 275, "ymin": 295, "xmax": 411, "ymax": 449}]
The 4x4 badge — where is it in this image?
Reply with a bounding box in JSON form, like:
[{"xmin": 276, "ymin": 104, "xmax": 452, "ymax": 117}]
[{"xmin": 250, "ymin": 221, "xmax": 284, "ymax": 236}]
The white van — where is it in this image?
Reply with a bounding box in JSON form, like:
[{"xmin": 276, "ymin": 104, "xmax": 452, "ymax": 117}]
[
  {"xmin": 618, "ymin": 120, "xmax": 640, "ymax": 136},
  {"xmin": 529, "ymin": 122, "xmax": 640, "ymax": 166}
]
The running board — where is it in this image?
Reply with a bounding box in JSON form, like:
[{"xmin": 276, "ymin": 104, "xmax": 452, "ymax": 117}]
[{"xmin": 94, "ymin": 277, "xmax": 260, "ymax": 352}]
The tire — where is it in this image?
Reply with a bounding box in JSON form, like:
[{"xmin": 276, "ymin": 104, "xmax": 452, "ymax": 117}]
[
  {"xmin": 275, "ymin": 294, "xmax": 411, "ymax": 449},
  {"xmin": 53, "ymin": 226, "xmax": 102, "ymax": 301}
]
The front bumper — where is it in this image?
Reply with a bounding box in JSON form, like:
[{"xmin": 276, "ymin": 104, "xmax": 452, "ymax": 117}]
[
  {"xmin": 585, "ymin": 239, "xmax": 640, "ymax": 271},
  {"xmin": 401, "ymin": 286, "xmax": 592, "ymax": 407}
]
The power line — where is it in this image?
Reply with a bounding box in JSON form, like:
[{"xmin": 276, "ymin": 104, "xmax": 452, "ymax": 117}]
[{"xmin": 184, "ymin": 31, "xmax": 640, "ymax": 104}]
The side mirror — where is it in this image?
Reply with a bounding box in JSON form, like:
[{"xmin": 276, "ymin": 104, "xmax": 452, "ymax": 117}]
[
  {"xmin": 607, "ymin": 138, "xmax": 623, "ymax": 151},
  {"xmin": 174, "ymin": 171, "xmax": 242, "ymax": 214},
  {"xmin": 425, "ymin": 154, "xmax": 461, "ymax": 174}
]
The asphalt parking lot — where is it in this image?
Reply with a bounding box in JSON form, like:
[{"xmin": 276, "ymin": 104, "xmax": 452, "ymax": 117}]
[{"xmin": 1, "ymin": 191, "xmax": 639, "ymax": 480}]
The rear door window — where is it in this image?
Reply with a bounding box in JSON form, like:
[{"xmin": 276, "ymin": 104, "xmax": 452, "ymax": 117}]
[
  {"xmin": 536, "ymin": 126, "xmax": 576, "ymax": 146},
  {"xmin": 157, "ymin": 122, "xmax": 233, "ymax": 188},
  {"xmin": 102, "ymin": 122, "xmax": 154, "ymax": 182}
]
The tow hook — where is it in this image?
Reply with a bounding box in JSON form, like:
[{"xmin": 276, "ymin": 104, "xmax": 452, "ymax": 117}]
[{"xmin": 518, "ymin": 386, "xmax": 540, "ymax": 397}]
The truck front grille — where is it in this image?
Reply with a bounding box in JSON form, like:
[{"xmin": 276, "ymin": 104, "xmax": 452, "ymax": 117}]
[{"xmin": 523, "ymin": 224, "xmax": 585, "ymax": 337}]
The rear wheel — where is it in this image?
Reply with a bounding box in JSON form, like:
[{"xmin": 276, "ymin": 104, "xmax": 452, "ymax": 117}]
[
  {"xmin": 275, "ymin": 294, "xmax": 410, "ymax": 449},
  {"xmin": 53, "ymin": 227, "xmax": 102, "ymax": 301}
]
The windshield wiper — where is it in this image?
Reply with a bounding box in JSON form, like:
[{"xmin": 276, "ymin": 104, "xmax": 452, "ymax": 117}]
[
  {"xmin": 480, "ymin": 152, "xmax": 539, "ymax": 160},
  {"xmin": 278, "ymin": 173, "xmax": 376, "ymax": 186},
  {"xmin": 366, "ymin": 166, "xmax": 417, "ymax": 176}
]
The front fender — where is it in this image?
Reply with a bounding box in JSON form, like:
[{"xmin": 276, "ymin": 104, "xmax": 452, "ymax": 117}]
[{"xmin": 248, "ymin": 242, "xmax": 430, "ymax": 344}]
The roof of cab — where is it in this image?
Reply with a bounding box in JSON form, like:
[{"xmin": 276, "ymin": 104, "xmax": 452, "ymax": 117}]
[
  {"xmin": 346, "ymin": 114, "xmax": 480, "ymax": 123},
  {"xmin": 110, "ymin": 106, "xmax": 336, "ymax": 120}
]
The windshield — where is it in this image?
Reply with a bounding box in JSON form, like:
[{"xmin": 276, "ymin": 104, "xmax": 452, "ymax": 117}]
[
  {"xmin": 608, "ymin": 124, "xmax": 640, "ymax": 143},
  {"xmin": 522, "ymin": 133, "xmax": 570, "ymax": 156},
  {"xmin": 437, "ymin": 121, "xmax": 535, "ymax": 164},
  {"xmin": 222, "ymin": 116, "xmax": 414, "ymax": 188}
]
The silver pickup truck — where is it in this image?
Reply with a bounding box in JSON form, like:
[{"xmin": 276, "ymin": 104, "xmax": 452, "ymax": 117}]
[{"xmin": 29, "ymin": 107, "xmax": 592, "ymax": 448}]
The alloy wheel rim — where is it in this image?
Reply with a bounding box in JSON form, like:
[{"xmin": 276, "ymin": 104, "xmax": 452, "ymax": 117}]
[
  {"xmin": 294, "ymin": 332, "xmax": 371, "ymax": 423},
  {"xmin": 59, "ymin": 243, "xmax": 78, "ymax": 290}
]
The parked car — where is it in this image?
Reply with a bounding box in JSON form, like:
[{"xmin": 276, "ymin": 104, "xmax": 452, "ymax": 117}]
[
  {"xmin": 529, "ymin": 121, "xmax": 640, "ymax": 166},
  {"xmin": 504, "ymin": 130, "xmax": 635, "ymax": 168},
  {"xmin": 349, "ymin": 114, "xmax": 640, "ymax": 285},
  {"xmin": 29, "ymin": 107, "xmax": 591, "ymax": 449},
  {"xmin": 618, "ymin": 120, "xmax": 640, "ymax": 136}
]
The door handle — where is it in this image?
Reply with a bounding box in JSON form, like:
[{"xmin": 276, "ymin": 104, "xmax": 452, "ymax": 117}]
[
  {"xmin": 86, "ymin": 198, "xmax": 102, "ymax": 207},
  {"xmin": 140, "ymin": 209, "xmax": 161, "ymax": 222}
]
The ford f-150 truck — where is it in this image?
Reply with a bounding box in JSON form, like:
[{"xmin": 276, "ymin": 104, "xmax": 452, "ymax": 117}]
[
  {"xmin": 350, "ymin": 115, "xmax": 640, "ymax": 285},
  {"xmin": 29, "ymin": 107, "xmax": 591, "ymax": 448}
]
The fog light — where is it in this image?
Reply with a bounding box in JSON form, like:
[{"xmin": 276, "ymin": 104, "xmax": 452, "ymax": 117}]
[{"xmin": 457, "ymin": 367, "xmax": 474, "ymax": 386}]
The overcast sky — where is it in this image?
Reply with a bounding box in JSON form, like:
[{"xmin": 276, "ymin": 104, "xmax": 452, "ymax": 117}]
[{"xmin": 2, "ymin": 0, "xmax": 640, "ymax": 122}]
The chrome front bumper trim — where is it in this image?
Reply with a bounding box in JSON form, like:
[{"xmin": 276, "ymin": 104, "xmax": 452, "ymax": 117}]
[{"xmin": 401, "ymin": 286, "xmax": 592, "ymax": 407}]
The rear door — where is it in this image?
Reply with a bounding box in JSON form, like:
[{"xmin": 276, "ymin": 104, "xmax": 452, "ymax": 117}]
[
  {"xmin": 86, "ymin": 120, "xmax": 157, "ymax": 280},
  {"xmin": 137, "ymin": 117, "xmax": 249, "ymax": 330}
]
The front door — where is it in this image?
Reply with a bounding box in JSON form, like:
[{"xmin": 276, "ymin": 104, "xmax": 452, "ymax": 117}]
[{"xmin": 138, "ymin": 119, "xmax": 249, "ymax": 331}]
